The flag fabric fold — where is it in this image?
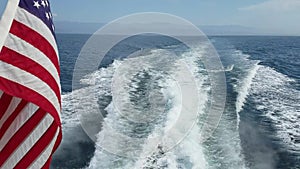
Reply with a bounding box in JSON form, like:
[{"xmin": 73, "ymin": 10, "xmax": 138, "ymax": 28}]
[{"xmin": 0, "ymin": 0, "xmax": 62, "ymax": 168}]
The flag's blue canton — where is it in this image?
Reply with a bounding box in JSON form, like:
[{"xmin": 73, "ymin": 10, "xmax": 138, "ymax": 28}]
[{"xmin": 19, "ymin": 0, "xmax": 55, "ymax": 35}]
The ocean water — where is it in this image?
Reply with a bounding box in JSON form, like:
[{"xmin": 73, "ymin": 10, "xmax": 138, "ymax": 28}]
[{"xmin": 51, "ymin": 35, "xmax": 300, "ymax": 169}]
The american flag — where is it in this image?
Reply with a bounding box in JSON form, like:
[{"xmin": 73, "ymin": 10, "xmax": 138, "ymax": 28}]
[{"xmin": 0, "ymin": 0, "xmax": 61, "ymax": 168}]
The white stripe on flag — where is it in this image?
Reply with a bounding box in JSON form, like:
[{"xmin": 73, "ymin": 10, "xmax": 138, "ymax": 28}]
[
  {"xmin": 0, "ymin": 97, "xmax": 21, "ymax": 129},
  {"xmin": 14, "ymin": 7, "xmax": 59, "ymax": 58},
  {"xmin": 0, "ymin": 61, "xmax": 60, "ymax": 118},
  {"xmin": 29, "ymin": 127, "xmax": 60, "ymax": 169},
  {"xmin": 1, "ymin": 114, "xmax": 54, "ymax": 169},
  {"xmin": 5, "ymin": 33, "xmax": 60, "ymax": 87},
  {"xmin": 0, "ymin": 103, "xmax": 39, "ymax": 151},
  {"xmin": 0, "ymin": 0, "xmax": 18, "ymax": 52},
  {"xmin": 0, "ymin": 90, "xmax": 3, "ymax": 97}
]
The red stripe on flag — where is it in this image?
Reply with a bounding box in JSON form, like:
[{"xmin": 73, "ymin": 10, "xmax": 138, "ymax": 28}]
[
  {"xmin": 14, "ymin": 122, "xmax": 58, "ymax": 168},
  {"xmin": 0, "ymin": 93, "xmax": 13, "ymax": 120},
  {"xmin": 0, "ymin": 108, "xmax": 46, "ymax": 167},
  {"xmin": 0, "ymin": 100, "xmax": 27, "ymax": 139},
  {"xmin": 0, "ymin": 77, "xmax": 61, "ymax": 126},
  {"xmin": 0, "ymin": 47, "xmax": 61, "ymax": 102},
  {"xmin": 9, "ymin": 20, "xmax": 60, "ymax": 75}
]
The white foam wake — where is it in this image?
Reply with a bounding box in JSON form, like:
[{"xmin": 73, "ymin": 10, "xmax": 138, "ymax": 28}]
[
  {"xmin": 133, "ymin": 46, "xmax": 210, "ymax": 169},
  {"xmin": 232, "ymin": 50, "xmax": 260, "ymax": 125},
  {"xmin": 249, "ymin": 66, "xmax": 300, "ymax": 152},
  {"xmin": 82, "ymin": 44, "xmax": 217, "ymax": 169},
  {"xmin": 235, "ymin": 63, "xmax": 260, "ymax": 123}
]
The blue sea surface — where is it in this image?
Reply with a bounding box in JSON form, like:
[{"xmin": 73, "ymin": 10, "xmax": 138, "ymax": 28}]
[{"xmin": 51, "ymin": 35, "xmax": 300, "ymax": 169}]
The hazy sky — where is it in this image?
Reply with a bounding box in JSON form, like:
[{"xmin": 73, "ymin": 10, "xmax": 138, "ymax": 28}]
[{"xmin": 1, "ymin": 0, "xmax": 300, "ymax": 35}]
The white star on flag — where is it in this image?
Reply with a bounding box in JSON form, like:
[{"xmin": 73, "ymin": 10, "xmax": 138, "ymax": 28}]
[
  {"xmin": 41, "ymin": 0, "xmax": 46, "ymax": 7},
  {"xmin": 33, "ymin": 1, "xmax": 40, "ymax": 9},
  {"xmin": 46, "ymin": 12, "xmax": 50, "ymax": 20}
]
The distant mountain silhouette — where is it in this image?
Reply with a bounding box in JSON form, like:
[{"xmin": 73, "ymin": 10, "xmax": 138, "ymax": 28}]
[{"xmin": 54, "ymin": 21, "xmax": 264, "ymax": 35}]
